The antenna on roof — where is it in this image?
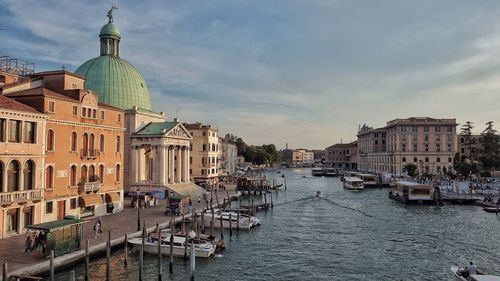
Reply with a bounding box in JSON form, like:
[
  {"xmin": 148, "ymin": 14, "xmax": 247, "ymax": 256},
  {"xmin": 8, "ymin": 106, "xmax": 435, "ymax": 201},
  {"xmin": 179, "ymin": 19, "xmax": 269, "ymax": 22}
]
[{"xmin": 62, "ymin": 64, "xmax": 66, "ymax": 70}]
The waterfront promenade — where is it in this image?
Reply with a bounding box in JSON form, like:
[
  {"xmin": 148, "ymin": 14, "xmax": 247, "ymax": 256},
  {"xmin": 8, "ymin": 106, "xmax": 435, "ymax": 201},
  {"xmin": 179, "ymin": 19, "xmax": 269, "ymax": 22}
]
[{"xmin": 0, "ymin": 188, "xmax": 237, "ymax": 279}]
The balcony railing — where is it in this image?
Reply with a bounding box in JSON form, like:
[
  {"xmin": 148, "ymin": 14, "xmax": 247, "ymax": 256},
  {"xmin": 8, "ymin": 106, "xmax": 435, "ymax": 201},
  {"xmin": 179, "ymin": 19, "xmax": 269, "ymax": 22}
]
[
  {"xmin": 79, "ymin": 181, "xmax": 101, "ymax": 193},
  {"xmin": 80, "ymin": 149, "xmax": 100, "ymax": 159},
  {"xmin": 0, "ymin": 189, "xmax": 43, "ymax": 205}
]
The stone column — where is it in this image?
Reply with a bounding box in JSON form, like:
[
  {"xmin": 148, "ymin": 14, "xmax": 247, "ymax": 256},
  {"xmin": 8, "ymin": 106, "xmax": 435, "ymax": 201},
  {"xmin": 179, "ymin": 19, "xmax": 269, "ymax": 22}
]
[
  {"xmin": 137, "ymin": 147, "xmax": 143, "ymax": 183},
  {"xmin": 159, "ymin": 145, "xmax": 166, "ymax": 185},
  {"xmin": 176, "ymin": 146, "xmax": 182, "ymax": 183},
  {"xmin": 169, "ymin": 146, "xmax": 174, "ymax": 184},
  {"xmin": 2, "ymin": 167, "xmax": 7, "ymax": 193},
  {"xmin": 181, "ymin": 147, "xmax": 187, "ymax": 182},
  {"xmin": 130, "ymin": 146, "xmax": 138, "ymax": 184},
  {"xmin": 185, "ymin": 146, "xmax": 191, "ymax": 182}
]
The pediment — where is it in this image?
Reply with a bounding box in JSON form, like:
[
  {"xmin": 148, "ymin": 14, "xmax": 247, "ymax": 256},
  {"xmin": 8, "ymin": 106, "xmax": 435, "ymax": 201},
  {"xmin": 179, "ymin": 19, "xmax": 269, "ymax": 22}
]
[{"xmin": 166, "ymin": 124, "xmax": 192, "ymax": 139}]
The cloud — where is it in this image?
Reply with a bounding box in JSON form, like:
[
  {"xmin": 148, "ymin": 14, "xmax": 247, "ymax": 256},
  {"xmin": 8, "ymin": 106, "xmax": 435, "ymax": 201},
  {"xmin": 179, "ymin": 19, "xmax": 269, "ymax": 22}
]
[{"xmin": 2, "ymin": 0, "xmax": 500, "ymax": 148}]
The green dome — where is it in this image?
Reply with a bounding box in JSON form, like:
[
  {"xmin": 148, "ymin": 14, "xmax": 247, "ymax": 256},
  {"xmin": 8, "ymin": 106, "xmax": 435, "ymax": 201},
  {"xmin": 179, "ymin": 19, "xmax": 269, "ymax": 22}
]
[
  {"xmin": 75, "ymin": 56, "xmax": 152, "ymax": 110},
  {"xmin": 100, "ymin": 23, "xmax": 120, "ymax": 38}
]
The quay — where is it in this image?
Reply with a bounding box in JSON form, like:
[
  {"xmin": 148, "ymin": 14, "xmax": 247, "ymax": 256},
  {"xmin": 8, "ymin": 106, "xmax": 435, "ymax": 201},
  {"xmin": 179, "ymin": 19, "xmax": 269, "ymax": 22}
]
[{"xmin": 0, "ymin": 189, "xmax": 240, "ymax": 280}]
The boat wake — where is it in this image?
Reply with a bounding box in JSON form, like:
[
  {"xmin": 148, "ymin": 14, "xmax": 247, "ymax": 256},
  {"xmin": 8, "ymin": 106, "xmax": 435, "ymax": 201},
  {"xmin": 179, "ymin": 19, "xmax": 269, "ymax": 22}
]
[{"xmin": 320, "ymin": 197, "xmax": 375, "ymax": 218}]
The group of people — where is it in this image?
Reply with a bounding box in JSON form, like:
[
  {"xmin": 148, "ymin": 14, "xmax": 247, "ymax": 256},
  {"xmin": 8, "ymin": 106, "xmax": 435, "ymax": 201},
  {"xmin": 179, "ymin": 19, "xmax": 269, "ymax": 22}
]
[{"xmin": 24, "ymin": 230, "xmax": 47, "ymax": 255}]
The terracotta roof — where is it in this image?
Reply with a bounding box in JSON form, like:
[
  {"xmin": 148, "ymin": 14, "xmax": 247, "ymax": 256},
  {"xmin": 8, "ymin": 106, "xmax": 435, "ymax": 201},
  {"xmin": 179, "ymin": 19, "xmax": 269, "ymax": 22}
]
[
  {"xmin": 0, "ymin": 95, "xmax": 42, "ymax": 114},
  {"xmin": 31, "ymin": 70, "xmax": 85, "ymax": 80},
  {"xmin": 5, "ymin": 87, "xmax": 76, "ymax": 102}
]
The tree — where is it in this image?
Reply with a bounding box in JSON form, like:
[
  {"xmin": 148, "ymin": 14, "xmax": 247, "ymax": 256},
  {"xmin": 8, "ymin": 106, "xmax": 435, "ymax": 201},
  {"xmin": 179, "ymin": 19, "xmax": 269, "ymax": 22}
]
[
  {"xmin": 403, "ymin": 163, "xmax": 418, "ymax": 177},
  {"xmin": 460, "ymin": 121, "xmax": 474, "ymax": 160},
  {"xmin": 480, "ymin": 121, "xmax": 500, "ymax": 171}
]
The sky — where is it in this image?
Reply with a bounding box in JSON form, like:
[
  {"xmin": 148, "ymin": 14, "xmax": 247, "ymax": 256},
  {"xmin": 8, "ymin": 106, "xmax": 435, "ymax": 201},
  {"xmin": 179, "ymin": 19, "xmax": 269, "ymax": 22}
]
[{"xmin": 1, "ymin": 0, "xmax": 500, "ymax": 149}]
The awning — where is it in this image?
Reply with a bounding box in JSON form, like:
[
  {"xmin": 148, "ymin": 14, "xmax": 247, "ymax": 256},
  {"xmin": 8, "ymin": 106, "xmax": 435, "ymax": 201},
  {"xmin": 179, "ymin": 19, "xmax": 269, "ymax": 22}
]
[
  {"xmin": 105, "ymin": 192, "xmax": 120, "ymax": 203},
  {"xmin": 79, "ymin": 194, "xmax": 103, "ymax": 207},
  {"xmin": 27, "ymin": 217, "xmax": 81, "ymax": 232}
]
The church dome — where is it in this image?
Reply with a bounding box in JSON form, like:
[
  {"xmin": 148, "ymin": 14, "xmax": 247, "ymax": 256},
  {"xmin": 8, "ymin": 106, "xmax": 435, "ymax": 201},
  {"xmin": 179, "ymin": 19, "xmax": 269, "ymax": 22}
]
[{"xmin": 75, "ymin": 9, "xmax": 152, "ymax": 111}]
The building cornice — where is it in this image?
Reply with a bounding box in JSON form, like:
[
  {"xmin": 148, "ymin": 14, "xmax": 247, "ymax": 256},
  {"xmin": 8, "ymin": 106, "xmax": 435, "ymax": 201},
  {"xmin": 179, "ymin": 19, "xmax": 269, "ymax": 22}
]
[{"xmin": 47, "ymin": 118, "xmax": 125, "ymax": 131}]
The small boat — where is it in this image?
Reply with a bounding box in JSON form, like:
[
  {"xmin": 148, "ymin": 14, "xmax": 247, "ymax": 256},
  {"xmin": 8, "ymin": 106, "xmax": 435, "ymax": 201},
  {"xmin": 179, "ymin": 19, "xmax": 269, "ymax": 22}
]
[
  {"xmin": 311, "ymin": 168, "xmax": 324, "ymax": 177},
  {"xmin": 343, "ymin": 177, "xmax": 364, "ymax": 191},
  {"xmin": 128, "ymin": 234, "xmax": 216, "ymax": 258},
  {"xmin": 202, "ymin": 209, "xmax": 255, "ymax": 229},
  {"xmin": 314, "ymin": 191, "xmax": 323, "ymax": 197},
  {"xmin": 451, "ymin": 266, "xmax": 500, "ymax": 281},
  {"xmin": 483, "ymin": 207, "xmax": 499, "ymax": 213}
]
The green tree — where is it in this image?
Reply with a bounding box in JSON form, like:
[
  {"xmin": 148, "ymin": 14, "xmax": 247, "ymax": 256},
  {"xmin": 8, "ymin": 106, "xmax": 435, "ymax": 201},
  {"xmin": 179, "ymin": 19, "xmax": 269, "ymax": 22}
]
[
  {"xmin": 460, "ymin": 121, "xmax": 474, "ymax": 160},
  {"xmin": 403, "ymin": 163, "xmax": 418, "ymax": 177},
  {"xmin": 480, "ymin": 121, "xmax": 500, "ymax": 171}
]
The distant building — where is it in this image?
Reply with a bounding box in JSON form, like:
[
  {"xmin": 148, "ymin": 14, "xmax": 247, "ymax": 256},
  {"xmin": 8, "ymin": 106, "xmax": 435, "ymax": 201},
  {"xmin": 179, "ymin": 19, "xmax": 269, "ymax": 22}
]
[
  {"xmin": 184, "ymin": 123, "xmax": 219, "ymax": 185},
  {"xmin": 325, "ymin": 141, "xmax": 357, "ymax": 170},
  {"xmin": 280, "ymin": 148, "xmax": 314, "ymax": 166},
  {"xmin": 4, "ymin": 70, "xmax": 126, "ymax": 221},
  {"xmin": 357, "ymin": 117, "xmax": 457, "ymax": 176},
  {"xmin": 311, "ymin": 150, "xmax": 325, "ymax": 165},
  {"xmin": 0, "ymin": 95, "xmax": 46, "ymax": 238},
  {"xmin": 219, "ymin": 138, "xmax": 238, "ymax": 176}
]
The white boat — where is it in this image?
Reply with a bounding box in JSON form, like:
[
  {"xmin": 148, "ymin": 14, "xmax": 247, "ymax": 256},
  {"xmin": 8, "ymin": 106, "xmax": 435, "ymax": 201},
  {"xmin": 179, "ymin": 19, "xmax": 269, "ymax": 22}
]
[
  {"xmin": 389, "ymin": 181, "xmax": 433, "ymax": 204},
  {"xmin": 323, "ymin": 168, "xmax": 338, "ymax": 177},
  {"xmin": 220, "ymin": 211, "xmax": 261, "ymax": 226},
  {"xmin": 128, "ymin": 235, "xmax": 216, "ymax": 258},
  {"xmin": 357, "ymin": 173, "xmax": 378, "ymax": 187},
  {"xmin": 311, "ymin": 168, "xmax": 323, "ymax": 177},
  {"xmin": 202, "ymin": 209, "xmax": 254, "ymax": 229},
  {"xmin": 343, "ymin": 177, "xmax": 364, "ymax": 190},
  {"xmin": 451, "ymin": 266, "xmax": 500, "ymax": 281},
  {"xmin": 314, "ymin": 191, "xmax": 323, "ymax": 197}
]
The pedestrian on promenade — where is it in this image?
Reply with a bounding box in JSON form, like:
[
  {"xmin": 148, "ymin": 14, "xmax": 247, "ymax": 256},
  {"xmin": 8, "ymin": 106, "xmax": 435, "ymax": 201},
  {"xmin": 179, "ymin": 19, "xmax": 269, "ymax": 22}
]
[
  {"xmin": 198, "ymin": 197, "xmax": 201, "ymax": 204},
  {"xmin": 94, "ymin": 218, "xmax": 102, "ymax": 238},
  {"xmin": 24, "ymin": 235, "xmax": 33, "ymax": 252}
]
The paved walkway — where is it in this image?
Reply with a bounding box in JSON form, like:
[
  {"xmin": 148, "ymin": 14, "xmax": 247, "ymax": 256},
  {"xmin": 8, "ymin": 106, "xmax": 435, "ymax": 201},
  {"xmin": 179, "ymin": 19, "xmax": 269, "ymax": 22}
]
[{"xmin": 0, "ymin": 188, "xmax": 237, "ymax": 276}]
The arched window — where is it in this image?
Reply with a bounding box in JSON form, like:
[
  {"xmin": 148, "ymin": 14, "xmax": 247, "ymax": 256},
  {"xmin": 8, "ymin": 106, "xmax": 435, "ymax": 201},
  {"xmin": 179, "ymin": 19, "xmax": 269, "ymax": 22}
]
[
  {"xmin": 45, "ymin": 166, "xmax": 54, "ymax": 189},
  {"xmin": 82, "ymin": 133, "xmax": 88, "ymax": 156},
  {"xmin": 7, "ymin": 161, "xmax": 20, "ymax": 192},
  {"xmin": 89, "ymin": 165, "xmax": 96, "ymax": 181},
  {"xmin": 100, "ymin": 134, "xmax": 105, "ymax": 152},
  {"xmin": 0, "ymin": 161, "xmax": 3, "ymax": 192},
  {"xmin": 99, "ymin": 165, "xmax": 104, "ymax": 183},
  {"xmin": 23, "ymin": 160, "xmax": 34, "ymax": 190},
  {"xmin": 81, "ymin": 165, "xmax": 88, "ymax": 183},
  {"xmin": 116, "ymin": 136, "xmax": 121, "ymax": 153},
  {"xmin": 70, "ymin": 165, "xmax": 77, "ymax": 186},
  {"xmin": 115, "ymin": 164, "xmax": 121, "ymax": 182},
  {"xmin": 71, "ymin": 132, "xmax": 77, "ymax": 152},
  {"xmin": 46, "ymin": 130, "xmax": 54, "ymax": 151},
  {"xmin": 89, "ymin": 134, "xmax": 95, "ymax": 151}
]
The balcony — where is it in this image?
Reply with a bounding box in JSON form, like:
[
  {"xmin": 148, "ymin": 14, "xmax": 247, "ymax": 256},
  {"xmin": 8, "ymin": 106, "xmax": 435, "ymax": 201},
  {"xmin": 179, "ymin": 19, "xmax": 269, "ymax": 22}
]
[
  {"xmin": 0, "ymin": 189, "xmax": 43, "ymax": 205},
  {"xmin": 79, "ymin": 181, "xmax": 101, "ymax": 193},
  {"xmin": 80, "ymin": 149, "xmax": 100, "ymax": 159}
]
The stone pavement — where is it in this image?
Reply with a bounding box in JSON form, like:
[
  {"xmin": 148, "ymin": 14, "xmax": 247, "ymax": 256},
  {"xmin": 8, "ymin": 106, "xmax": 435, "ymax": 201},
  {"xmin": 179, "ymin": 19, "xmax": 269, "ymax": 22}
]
[{"xmin": 0, "ymin": 188, "xmax": 237, "ymax": 276}]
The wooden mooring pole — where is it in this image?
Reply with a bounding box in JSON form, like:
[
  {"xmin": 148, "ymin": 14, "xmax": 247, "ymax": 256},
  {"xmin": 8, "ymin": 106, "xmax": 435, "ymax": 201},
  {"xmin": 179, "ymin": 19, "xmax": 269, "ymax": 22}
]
[
  {"xmin": 201, "ymin": 212, "xmax": 205, "ymax": 234},
  {"xmin": 157, "ymin": 224, "xmax": 162, "ymax": 281},
  {"xmin": 85, "ymin": 239, "xmax": 89, "ymax": 281},
  {"xmin": 229, "ymin": 213, "xmax": 233, "ymax": 238},
  {"xmin": 270, "ymin": 192, "xmax": 274, "ymax": 209},
  {"xmin": 182, "ymin": 214, "xmax": 186, "ymax": 235},
  {"xmin": 50, "ymin": 250, "xmax": 54, "ymax": 281},
  {"xmin": 124, "ymin": 234, "xmax": 128, "ymax": 268},
  {"xmin": 237, "ymin": 211, "xmax": 240, "ymax": 231},
  {"xmin": 264, "ymin": 193, "xmax": 268, "ymax": 210},
  {"xmin": 169, "ymin": 220, "xmax": 174, "ymax": 274},
  {"xmin": 3, "ymin": 263, "xmax": 7, "ymax": 281},
  {"xmin": 210, "ymin": 209, "xmax": 215, "ymax": 237},
  {"xmin": 106, "ymin": 241, "xmax": 111, "ymax": 281},
  {"xmin": 140, "ymin": 226, "xmax": 145, "ymax": 281},
  {"xmin": 215, "ymin": 191, "xmax": 220, "ymax": 208},
  {"xmin": 219, "ymin": 212, "xmax": 224, "ymax": 241},
  {"xmin": 184, "ymin": 229, "xmax": 188, "ymax": 260}
]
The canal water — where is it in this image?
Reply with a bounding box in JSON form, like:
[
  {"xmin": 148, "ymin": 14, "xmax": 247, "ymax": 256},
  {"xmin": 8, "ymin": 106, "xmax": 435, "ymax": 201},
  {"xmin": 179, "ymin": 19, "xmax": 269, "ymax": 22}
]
[{"xmin": 53, "ymin": 168, "xmax": 500, "ymax": 281}]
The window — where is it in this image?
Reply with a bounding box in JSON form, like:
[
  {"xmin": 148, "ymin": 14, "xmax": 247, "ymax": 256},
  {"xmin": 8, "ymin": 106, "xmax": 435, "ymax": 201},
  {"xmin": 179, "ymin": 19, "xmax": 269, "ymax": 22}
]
[
  {"xmin": 115, "ymin": 164, "xmax": 121, "ymax": 182},
  {"xmin": 8, "ymin": 120, "xmax": 21, "ymax": 142},
  {"xmin": 424, "ymin": 144, "xmax": 429, "ymax": 152},
  {"xmin": 437, "ymin": 157, "xmax": 441, "ymax": 163},
  {"xmin": 46, "ymin": 202, "xmax": 53, "ymax": 214},
  {"xmin": 23, "ymin": 161, "xmax": 34, "ymax": 190},
  {"xmin": 202, "ymin": 144, "xmax": 206, "ymax": 151},
  {"xmin": 100, "ymin": 135, "xmax": 105, "ymax": 152},
  {"xmin": 93, "ymin": 109, "xmax": 97, "ymax": 119},
  {"xmin": 413, "ymin": 144, "xmax": 417, "ymax": 152},
  {"xmin": 46, "ymin": 166, "xmax": 54, "ymax": 189},
  {"xmin": 46, "ymin": 130, "xmax": 54, "ymax": 151},
  {"xmin": 100, "ymin": 111, "xmax": 105, "ymax": 120},
  {"xmin": 70, "ymin": 198, "xmax": 77, "ymax": 209},
  {"xmin": 424, "ymin": 134, "xmax": 429, "ymax": 142},
  {"xmin": 448, "ymin": 144, "xmax": 452, "ymax": 152},
  {"xmin": 23, "ymin": 122, "xmax": 36, "ymax": 143},
  {"xmin": 424, "ymin": 126, "xmax": 429, "ymax": 133},
  {"xmin": 116, "ymin": 136, "xmax": 121, "ymax": 152},
  {"xmin": 7, "ymin": 161, "xmax": 20, "ymax": 192},
  {"xmin": 436, "ymin": 144, "xmax": 441, "ymax": 152},
  {"xmin": 435, "ymin": 126, "xmax": 441, "ymax": 132},
  {"xmin": 425, "ymin": 157, "xmax": 429, "ymax": 163},
  {"xmin": 412, "ymin": 126, "xmax": 417, "ymax": 132},
  {"xmin": 82, "ymin": 107, "xmax": 86, "ymax": 117},
  {"xmin": 89, "ymin": 134, "xmax": 95, "ymax": 151},
  {"xmin": 447, "ymin": 126, "xmax": 453, "ymax": 132},
  {"xmin": 0, "ymin": 118, "xmax": 5, "ymax": 142},
  {"xmin": 48, "ymin": 101, "xmax": 55, "ymax": 113},
  {"xmin": 117, "ymin": 114, "xmax": 121, "ymax": 123},
  {"xmin": 402, "ymin": 157, "xmax": 406, "ymax": 163},
  {"xmin": 402, "ymin": 144, "xmax": 406, "ymax": 152},
  {"xmin": 82, "ymin": 133, "xmax": 88, "ymax": 155},
  {"xmin": 448, "ymin": 157, "xmax": 452, "ymax": 163},
  {"xmin": 70, "ymin": 165, "xmax": 77, "ymax": 186},
  {"xmin": 99, "ymin": 165, "xmax": 104, "ymax": 183},
  {"xmin": 72, "ymin": 106, "xmax": 78, "ymax": 116},
  {"xmin": 71, "ymin": 132, "xmax": 77, "ymax": 152},
  {"xmin": 413, "ymin": 157, "xmax": 417, "ymax": 163}
]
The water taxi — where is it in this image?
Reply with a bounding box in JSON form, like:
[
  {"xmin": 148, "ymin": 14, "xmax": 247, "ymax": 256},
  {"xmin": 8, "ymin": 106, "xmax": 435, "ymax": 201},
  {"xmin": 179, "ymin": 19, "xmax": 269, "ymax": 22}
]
[
  {"xmin": 323, "ymin": 168, "xmax": 338, "ymax": 177},
  {"xmin": 311, "ymin": 168, "xmax": 324, "ymax": 177},
  {"xmin": 343, "ymin": 177, "xmax": 364, "ymax": 191},
  {"xmin": 128, "ymin": 234, "xmax": 216, "ymax": 258},
  {"xmin": 389, "ymin": 181, "xmax": 433, "ymax": 204}
]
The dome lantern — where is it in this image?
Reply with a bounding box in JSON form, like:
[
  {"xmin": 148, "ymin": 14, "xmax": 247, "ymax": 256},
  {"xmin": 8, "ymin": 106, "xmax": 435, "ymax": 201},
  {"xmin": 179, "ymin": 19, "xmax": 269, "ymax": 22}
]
[{"xmin": 100, "ymin": 6, "xmax": 120, "ymax": 57}]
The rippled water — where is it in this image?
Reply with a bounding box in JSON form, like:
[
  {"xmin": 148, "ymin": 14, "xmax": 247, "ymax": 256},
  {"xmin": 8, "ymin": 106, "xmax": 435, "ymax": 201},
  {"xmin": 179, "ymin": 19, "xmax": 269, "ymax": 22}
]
[{"xmin": 54, "ymin": 168, "xmax": 500, "ymax": 281}]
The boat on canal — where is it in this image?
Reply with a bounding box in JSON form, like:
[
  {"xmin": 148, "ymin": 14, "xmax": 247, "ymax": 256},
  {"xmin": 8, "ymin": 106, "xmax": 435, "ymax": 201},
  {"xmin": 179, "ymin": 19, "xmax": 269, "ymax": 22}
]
[
  {"xmin": 343, "ymin": 177, "xmax": 364, "ymax": 191},
  {"xmin": 483, "ymin": 207, "xmax": 499, "ymax": 213},
  {"xmin": 389, "ymin": 181, "xmax": 433, "ymax": 204},
  {"xmin": 451, "ymin": 266, "xmax": 500, "ymax": 281},
  {"xmin": 311, "ymin": 168, "xmax": 323, "ymax": 176},
  {"xmin": 357, "ymin": 173, "xmax": 378, "ymax": 187},
  {"xmin": 314, "ymin": 191, "xmax": 323, "ymax": 197},
  {"xmin": 202, "ymin": 209, "xmax": 256, "ymax": 229},
  {"xmin": 128, "ymin": 235, "xmax": 216, "ymax": 258}
]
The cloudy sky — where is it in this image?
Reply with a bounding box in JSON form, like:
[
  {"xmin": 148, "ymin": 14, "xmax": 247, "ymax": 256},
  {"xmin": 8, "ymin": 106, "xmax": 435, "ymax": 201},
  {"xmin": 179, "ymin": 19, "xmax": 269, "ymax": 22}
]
[{"xmin": 2, "ymin": 0, "xmax": 500, "ymax": 149}]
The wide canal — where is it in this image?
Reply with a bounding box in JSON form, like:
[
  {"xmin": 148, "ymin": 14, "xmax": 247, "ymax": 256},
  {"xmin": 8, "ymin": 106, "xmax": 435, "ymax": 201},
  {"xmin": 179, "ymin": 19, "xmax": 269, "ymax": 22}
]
[{"xmin": 53, "ymin": 168, "xmax": 500, "ymax": 280}]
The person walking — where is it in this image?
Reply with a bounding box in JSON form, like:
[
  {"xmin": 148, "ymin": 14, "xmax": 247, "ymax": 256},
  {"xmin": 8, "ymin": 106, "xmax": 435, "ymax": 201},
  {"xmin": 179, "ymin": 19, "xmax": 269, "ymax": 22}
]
[
  {"xmin": 24, "ymin": 235, "xmax": 33, "ymax": 252},
  {"xmin": 94, "ymin": 218, "xmax": 102, "ymax": 238}
]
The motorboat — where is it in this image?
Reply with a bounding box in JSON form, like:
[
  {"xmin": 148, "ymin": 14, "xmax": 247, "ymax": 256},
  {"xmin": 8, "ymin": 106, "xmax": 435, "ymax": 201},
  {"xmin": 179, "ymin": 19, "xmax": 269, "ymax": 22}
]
[
  {"xmin": 357, "ymin": 173, "xmax": 378, "ymax": 187},
  {"xmin": 343, "ymin": 177, "xmax": 364, "ymax": 191},
  {"xmin": 128, "ymin": 234, "xmax": 216, "ymax": 258},
  {"xmin": 314, "ymin": 191, "xmax": 323, "ymax": 197},
  {"xmin": 451, "ymin": 266, "xmax": 500, "ymax": 281},
  {"xmin": 202, "ymin": 209, "xmax": 255, "ymax": 229},
  {"xmin": 311, "ymin": 168, "xmax": 323, "ymax": 177},
  {"xmin": 483, "ymin": 207, "xmax": 499, "ymax": 213},
  {"xmin": 220, "ymin": 211, "xmax": 261, "ymax": 226}
]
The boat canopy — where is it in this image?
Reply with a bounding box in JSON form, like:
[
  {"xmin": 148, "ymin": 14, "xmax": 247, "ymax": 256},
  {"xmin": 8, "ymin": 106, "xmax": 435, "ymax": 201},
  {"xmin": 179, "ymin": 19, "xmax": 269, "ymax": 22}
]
[
  {"xmin": 344, "ymin": 177, "xmax": 363, "ymax": 182},
  {"xmin": 27, "ymin": 216, "xmax": 82, "ymax": 232}
]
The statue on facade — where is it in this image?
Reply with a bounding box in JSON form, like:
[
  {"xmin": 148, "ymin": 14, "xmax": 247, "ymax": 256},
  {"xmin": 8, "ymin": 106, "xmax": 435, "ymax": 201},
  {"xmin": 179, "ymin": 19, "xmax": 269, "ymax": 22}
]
[{"xmin": 107, "ymin": 5, "xmax": 118, "ymax": 23}]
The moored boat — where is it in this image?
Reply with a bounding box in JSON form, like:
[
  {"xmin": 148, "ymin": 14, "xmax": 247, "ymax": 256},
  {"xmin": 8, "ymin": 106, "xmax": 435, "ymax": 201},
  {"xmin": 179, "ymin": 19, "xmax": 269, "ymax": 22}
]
[
  {"xmin": 311, "ymin": 168, "xmax": 323, "ymax": 177},
  {"xmin": 483, "ymin": 207, "xmax": 499, "ymax": 213},
  {"xmin": 202, "ymin": 209, "xmax": 255, "ymax": 229},
  {"xmin": 389, "ymin": 181, "xmax": 433, "ymax": 204},
  {"xmin": 343, "ymin": 177, "xmax": 364, "ymax": 191},
  {"xmin": 128, "ymin": 235, "xmax": 216, "ymax": 258},
  {"xmin": 451, "ymin": 266, "xmax": 499, "ymax": 281},
  {"xmin": 357, "ymin": 173, "xmax": 378, "ymax": 187}
]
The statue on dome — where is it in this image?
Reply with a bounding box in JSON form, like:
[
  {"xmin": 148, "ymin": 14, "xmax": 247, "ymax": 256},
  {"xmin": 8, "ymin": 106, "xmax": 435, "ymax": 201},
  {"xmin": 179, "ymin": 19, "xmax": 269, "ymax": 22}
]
[{"xmin": 107, "ymin": 5, "xmax": 118, "ymax": 23}]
